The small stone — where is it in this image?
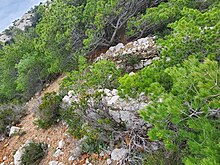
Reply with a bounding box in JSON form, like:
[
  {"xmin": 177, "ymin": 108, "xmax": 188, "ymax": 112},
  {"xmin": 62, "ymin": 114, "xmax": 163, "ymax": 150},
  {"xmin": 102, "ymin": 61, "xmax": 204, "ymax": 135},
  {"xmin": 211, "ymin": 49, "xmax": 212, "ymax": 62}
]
[
  {"xmin": 166, "ymin": 57, "xmax": 171, "ymax": 62},
  {"xmin": 128, "ymin": 72, "xmax": 135, "ymax": 76},
  {"xmin": 58, "ymin": 139, "xmax": 65, "ymax": 149},
  {"xmin": 62, "ymin": 95, "xmax": 70, "ymax": 104},
  {"xmin": 53, "ymin": 149, "xmax": 64, "ymax": 157},
  {"xmin": 49, "ymin": 161, "xmax": 58, "ymax": 165},
  {"xmin": 137, "ymin": 37, "xmax": 149, "ymax": 45},
  {"xmin": 85, "ymin": 158, "xmax": 90, "ymax": 164},
  {"xmin": 14, "ymin": 141, "xmax": 31, "ymax": 165},
  {"xmin": 144, "ymin": 59, "xmax": 152, "ymax": 66},
  {"xmin": 9, "ymin": 126, "xmax": 21, "ymax": 137},
  {"xmin": 109, "ymin": 110, "xmax": 120, "ymax": 123},
  {"xmin": 111, "ymin": 89, "xmax": 118, "ymax": 96},
  {"xmin": 134, "ymin": 63, "xmax": 143, "ymax": 70},
  {"xmin": 107, "ymin": 95, "xmax": 120, "ymax": 106},
  {"xmin": 104, "ymin": 89, "xmax": 112, "ymax": 97},
  {"xmin": 109, "ymin": 46, "xmax": 115, "ymax": 52},
  {"xmin": 153, "ymin": 56, "xmax": 160, "ymax": 61},
  {"xmin": 3, "ymin": 156, "xmax": 7, "ymax": 161},
  {"xmin": 111, "ymin": 148, "xmax": 129, "ymax": 161},
  {"xmin": 68, "ymin": 156, "xmax": 75, "ymax": 161},
  {"xmin": 68, "ymin": 90, "xmax": 74, "ymax": 97},
  {"xmin": 99, "ymin": 151, "xmax": 105, "ymax": 157},
  {"xmin": 158, "ymin": 98, "xmax": 163, "ymax": 103},
  {"xmin": 107, "ymin": 159, "xmax": 112, "ymax": 165},
  {"xmin": 115, "ymin": 43, "xmax": 124, "ymax": 52}
]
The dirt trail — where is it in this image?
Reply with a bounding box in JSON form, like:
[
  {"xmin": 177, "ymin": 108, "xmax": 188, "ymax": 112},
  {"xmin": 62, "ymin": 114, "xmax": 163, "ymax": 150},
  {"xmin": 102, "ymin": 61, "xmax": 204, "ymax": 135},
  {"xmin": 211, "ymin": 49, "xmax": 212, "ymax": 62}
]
[{"xmin": 0, "ymin": 74, "xmax": 76, "ymax": 165}]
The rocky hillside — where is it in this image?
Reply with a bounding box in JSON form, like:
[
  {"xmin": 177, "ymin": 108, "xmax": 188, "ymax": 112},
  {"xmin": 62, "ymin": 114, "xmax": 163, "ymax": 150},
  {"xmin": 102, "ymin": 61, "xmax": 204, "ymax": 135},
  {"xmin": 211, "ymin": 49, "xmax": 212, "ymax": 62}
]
[
  {"xmin": 0, "ymin": 37, "xmax": 160, "ymax": 165},
  {"xmin": 0, "ymin": 0, "xmax": 219, "ymax": 165}
]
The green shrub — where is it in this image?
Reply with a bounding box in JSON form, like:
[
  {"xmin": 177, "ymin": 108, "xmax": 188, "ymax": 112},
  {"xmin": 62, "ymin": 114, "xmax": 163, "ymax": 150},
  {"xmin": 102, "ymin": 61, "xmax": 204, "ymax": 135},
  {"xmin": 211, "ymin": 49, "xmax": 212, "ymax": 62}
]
[
  {"xmin": 157, "ymin": 5, "xmax": 220, "ymax": 66},
  {"xmin": 61, "ymin": 59, "xmax": 121, "ymax": 95},
  {"xmin": 140, "ymin": 57, "xmax": 220, "ymax": 164},
  {"xmin": 60, "ymin": 93, "xmax": 112, "ymax": 153},
  {"xmin": 143, "ymin": 149, "xmax": 182, "ymax": 165},
  {"xmin": 21, "ymin": 142, "xmax": 47, "ymax": 165},
  {"xmin": 118, "ymin": 60, "xmax": 173, "ymax": 98},
  {"xmin": 127, "ymin": 0, "xmax": 219, "ymax": 37},
  {"xmin": 35, "ymin": 92, "xmax": 62, "ymax": 129},
  {"xmin": 0, "ymin": 103, "xmax": 25, "ymax": 136}
]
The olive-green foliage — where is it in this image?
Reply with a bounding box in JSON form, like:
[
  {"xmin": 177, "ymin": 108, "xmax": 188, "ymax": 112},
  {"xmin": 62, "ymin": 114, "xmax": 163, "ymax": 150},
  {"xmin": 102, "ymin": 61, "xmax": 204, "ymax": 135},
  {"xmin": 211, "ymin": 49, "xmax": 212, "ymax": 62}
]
[
  {"xmin": 0, "ymin": 29, "xmax": 50, "ymax": 101},
  {"xmin": 140, "ymin": 57, "xmax": 220, "ymax": 164},
  {"xmin": 0, "ymin": 103, "xmax": 25, "ymax": 136},
  {"xmin": 36, "ymin": 0, "xmax": 78, "ymax": 73},
  {"xmin": 60, "ymin": 94, "xmax": 109, "ymax": 153},
  {"xmin": 21, "ymin": 142, "xmax": 47, "ymax": 165},
  {"xmin": 61, "ymin": 58, "xmax": 121, "ymax": 95},
  {"xmin": 35, "ymin": 92, "xmax": 62, "ymax": 129},
  {"xmin": 157, "ymin": 5, "xmax": 220, "ymax": 65},
  {"xmin": 143, "ymin": 149, "xmax": 182, "ymax": 165}
]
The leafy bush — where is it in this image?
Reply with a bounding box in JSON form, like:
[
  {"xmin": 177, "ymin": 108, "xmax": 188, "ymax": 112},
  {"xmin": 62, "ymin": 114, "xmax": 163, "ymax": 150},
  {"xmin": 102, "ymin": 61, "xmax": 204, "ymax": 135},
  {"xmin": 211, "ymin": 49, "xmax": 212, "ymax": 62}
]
[
  {"xmin": 140, "ymin": 57, "xmax": 220, "ymax": 164},
  {"xmin": 35, "ymin": 92, "xmax": 62, "ymax": 129},
  {"xmin": 21, "ymin": 142, "xmax": 47, "ymax": 165},
  {"xmin": 157, "ymin": 5, "xmax": 220, "ymax": 65},
  {"xmin": 118, "ymin": 60, "xmax": 173, "ymax": 98},
  {"xmin": 0, "ymin": 103, "xmax": 25, "ymax": 136},
  {"xmin": 61, "ymin": 59, "xmax": 121, "ymax": 95},
  {"xmin": 60, "ymin": 93, "xmax": 113, "ymax": 153},
  {"xmin": 127, "ymin": 0, "xmax": 219, "ymax": 38}
]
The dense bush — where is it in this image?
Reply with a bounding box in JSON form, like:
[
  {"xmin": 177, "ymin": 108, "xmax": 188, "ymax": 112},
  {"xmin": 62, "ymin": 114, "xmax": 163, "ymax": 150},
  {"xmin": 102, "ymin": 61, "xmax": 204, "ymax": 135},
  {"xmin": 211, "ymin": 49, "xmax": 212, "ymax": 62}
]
[
  {"xmin": 157, "ymin": 5, "xmax": 220, "ymax": 65},
  {"xmin": 127, "ymin": 0, "xmax": 219, "ymax": 38},
  {"xmin": 0, "ymin": 103, "xmax": 25, "ymax": 136},
  {"xmin": 140, "ymin": 57, "xmax": 220, "ymax": 164},
  {"xmin": 35, "ymin": 92, "xmax": 62, "ymax": 129},
  {"xmin": 61, "ymin": 58, "xmax": 121, "ymax": 94},
  {"xmin": 21, "ymin": 142, "xmax": 47, "ymax": 165},
  {"xmin": 118, "ymin": 60, "xmax": 173, "ymax": 98},
  {"xmin": 60, "ymin": 93, "xmax": 112, "ymax": 153}
]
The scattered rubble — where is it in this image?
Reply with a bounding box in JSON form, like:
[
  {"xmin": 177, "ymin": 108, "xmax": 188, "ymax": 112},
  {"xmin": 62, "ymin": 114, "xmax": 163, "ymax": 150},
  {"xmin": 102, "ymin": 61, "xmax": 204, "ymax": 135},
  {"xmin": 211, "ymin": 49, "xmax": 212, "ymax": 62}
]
[{"xmin": 95, "ymin": 37, "xmax": 159, "ymax": 72}]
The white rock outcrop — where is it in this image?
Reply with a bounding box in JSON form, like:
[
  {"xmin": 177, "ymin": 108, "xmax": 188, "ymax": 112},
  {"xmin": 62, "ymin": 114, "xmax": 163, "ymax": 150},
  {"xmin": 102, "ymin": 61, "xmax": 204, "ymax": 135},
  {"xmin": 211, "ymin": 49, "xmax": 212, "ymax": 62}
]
[{"xmin": 95, "ymin": 37, "xmax": 158, "ymax": 71}]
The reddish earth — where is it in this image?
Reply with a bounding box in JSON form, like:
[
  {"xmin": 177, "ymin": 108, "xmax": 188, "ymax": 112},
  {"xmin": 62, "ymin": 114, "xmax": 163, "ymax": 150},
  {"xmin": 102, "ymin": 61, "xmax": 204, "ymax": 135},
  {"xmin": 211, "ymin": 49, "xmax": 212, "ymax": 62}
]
[
  {"xmin": 0, "ymin": 74, "xmax": 114, "ymax": 165},
  {"xmin": 0, "ymin": 75, "xmax": 77, "ymax": 164}
]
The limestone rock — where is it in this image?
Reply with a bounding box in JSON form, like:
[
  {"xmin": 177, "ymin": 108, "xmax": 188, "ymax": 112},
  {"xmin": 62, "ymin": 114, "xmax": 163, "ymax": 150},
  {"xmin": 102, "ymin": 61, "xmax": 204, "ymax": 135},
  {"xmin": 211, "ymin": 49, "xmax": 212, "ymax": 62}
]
[
  {"xmin": 107, "ymin": 95, "xmax": 120, "ymax": 106},
  {"xmin": 57, "ymin": 139, "xmax": 65, "ymax": 149},
  {"xmin": 49, "ymin": 161, "xmax": 59, "ymax": 165},
  {"xmin": 9, "ymin": 126, "xmax": 21, "ymax": 137},
  {"xmin": 111, "ymin": 148, "xmax": 129, "ymax": 161},
  {"xmin": 14, "ymin": 140, "xmax": 31, "ymax": 165},
  {"xmin": 53, "ymin": 149, "xmax": 63, "ymax": 157},
  {"xmin": 107, "ymin": 159, "xmax": 112, "ymax": 165}
]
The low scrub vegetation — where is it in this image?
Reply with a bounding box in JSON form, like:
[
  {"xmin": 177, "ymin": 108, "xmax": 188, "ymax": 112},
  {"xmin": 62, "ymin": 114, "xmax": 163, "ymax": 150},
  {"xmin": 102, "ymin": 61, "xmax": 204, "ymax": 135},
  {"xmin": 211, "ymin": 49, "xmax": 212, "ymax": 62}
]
[
  {"xmin": 21, "ymin": 142, "xmax": 48, "ymax": 165},
  {"xmin": 35, "ymin": 92, "xmax": 62, "ymax": 129},
  {"xmin": 0, "ymin": 103, "xmax": 25, "ymax": 136}
]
